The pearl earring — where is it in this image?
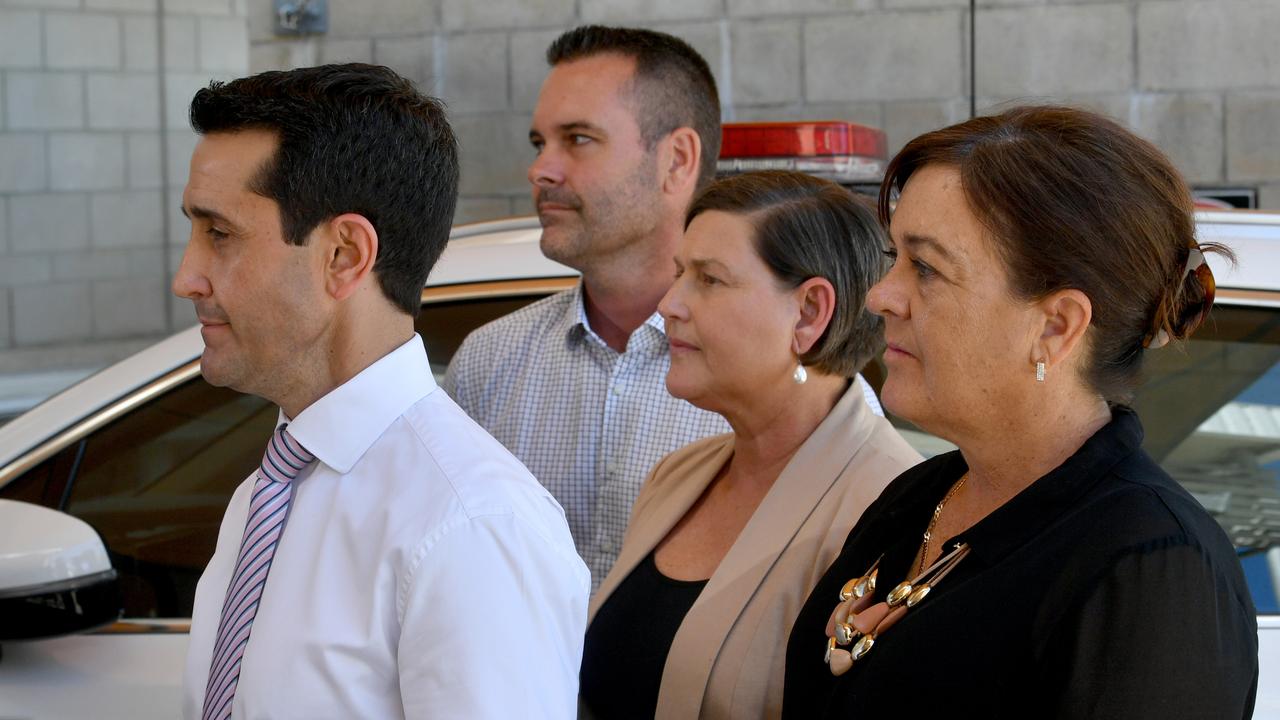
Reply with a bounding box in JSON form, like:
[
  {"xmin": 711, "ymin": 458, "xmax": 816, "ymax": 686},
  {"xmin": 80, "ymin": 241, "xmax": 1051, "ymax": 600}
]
[
  {"xmin": 1035, "ymin": 360, "xmax": 1046, "ymax": 383},
  {"xmin": 793, "ymin": 364, "xmax": 808, "ymax": 385}
]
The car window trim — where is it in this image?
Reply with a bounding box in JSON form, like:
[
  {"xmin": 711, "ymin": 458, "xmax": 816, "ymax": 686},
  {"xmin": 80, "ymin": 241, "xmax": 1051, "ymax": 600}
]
[
  {"xmin": 1215, "ymin": 288, "xmax": 1280, "ymax": 309},
  {"xmin": 92, "ymin": 619, "xmax": 192, "ymax": 635}
]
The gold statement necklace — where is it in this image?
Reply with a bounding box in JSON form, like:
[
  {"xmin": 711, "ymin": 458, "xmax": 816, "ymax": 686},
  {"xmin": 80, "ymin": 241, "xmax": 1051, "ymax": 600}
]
[{"xmin": 823, "ymin": 474, "xmax": 971, "ymax": 676}]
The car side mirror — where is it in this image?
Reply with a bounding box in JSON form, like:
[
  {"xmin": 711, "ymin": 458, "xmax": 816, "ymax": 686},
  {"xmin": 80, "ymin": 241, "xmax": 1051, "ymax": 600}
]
[{"xmin": 0, "ymin": 499, "xmax": 121, "ymax": 642}]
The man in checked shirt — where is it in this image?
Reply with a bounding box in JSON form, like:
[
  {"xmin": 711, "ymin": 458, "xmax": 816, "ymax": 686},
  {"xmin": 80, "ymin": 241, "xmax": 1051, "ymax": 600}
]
[{"xmin": 444, "ymin": 25, "xmax": 880, "ymax": 589}]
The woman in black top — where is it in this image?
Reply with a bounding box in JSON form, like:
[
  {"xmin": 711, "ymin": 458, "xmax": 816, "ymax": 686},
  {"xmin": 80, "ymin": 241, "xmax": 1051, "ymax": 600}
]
[{"xmin": 781, "ymin": 105, "xmax": 1259, "ymax": 719}]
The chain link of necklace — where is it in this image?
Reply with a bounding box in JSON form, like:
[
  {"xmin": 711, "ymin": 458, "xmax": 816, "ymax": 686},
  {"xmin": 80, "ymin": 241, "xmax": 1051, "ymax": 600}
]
[{"xmin": 916, "ymin": 473, "xmax": 968, "ymax": 576}]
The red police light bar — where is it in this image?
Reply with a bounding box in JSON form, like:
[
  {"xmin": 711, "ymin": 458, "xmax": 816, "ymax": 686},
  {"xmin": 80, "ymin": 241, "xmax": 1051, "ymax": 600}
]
[{"xmin": 717, "ymin": 121, "xmax": 889, "ymax": 184}]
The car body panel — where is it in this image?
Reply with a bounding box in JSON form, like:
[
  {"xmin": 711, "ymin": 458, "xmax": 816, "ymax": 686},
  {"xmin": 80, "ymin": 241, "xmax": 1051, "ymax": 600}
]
[
  {"xmin": 1, "ymin": 631, "xmax": 188, "ymax": 720},
  {"xmin": 1200, "ymin": 211, "xmax": 1280, "ymax": 297}
]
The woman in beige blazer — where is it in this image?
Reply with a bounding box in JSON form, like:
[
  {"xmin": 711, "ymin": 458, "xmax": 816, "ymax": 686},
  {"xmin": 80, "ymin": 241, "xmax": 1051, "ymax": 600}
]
[{"xmin": 579, "ymin": 171, "xmax": 922, "ymax": 720}]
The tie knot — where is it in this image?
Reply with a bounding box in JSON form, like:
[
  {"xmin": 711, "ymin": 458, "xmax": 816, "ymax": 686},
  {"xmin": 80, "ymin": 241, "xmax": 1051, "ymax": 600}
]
[{"xmin": 259, "ymin": 424, "xmax": 315, "ymax": 484}]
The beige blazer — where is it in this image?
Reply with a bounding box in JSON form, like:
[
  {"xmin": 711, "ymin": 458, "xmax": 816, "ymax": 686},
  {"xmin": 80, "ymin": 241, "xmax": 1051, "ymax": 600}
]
[{"xmin": 586, "ymin": 382, "xmax": 922, "ymax": 720}]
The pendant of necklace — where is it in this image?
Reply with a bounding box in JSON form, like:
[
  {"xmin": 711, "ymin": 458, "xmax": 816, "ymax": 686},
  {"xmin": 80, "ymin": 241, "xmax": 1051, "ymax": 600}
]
[{"xmin": 823, "ymin": 474, "xmax": 971, "ymax": 676}]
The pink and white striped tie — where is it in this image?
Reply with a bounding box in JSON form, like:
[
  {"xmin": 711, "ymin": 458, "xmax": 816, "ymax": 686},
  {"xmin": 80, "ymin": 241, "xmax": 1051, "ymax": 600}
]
[{"xmin": 202, "ymin": 423, "xmax": 314, "ymax": 720}]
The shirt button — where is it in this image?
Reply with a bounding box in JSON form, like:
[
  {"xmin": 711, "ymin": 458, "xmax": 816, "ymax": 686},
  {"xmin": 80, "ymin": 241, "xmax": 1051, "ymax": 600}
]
[
  {"xmin": 611, "ymin": 384, "xmax": 624, "ymax": 395},
  {"xmin": 601, "ymin": 538, "xmax": 615, "ymax": 554}
]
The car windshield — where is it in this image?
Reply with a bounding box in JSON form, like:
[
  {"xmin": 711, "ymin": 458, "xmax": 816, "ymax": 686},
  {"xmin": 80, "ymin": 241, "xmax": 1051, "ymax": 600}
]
[{"xmin": 1137, "ymin": 303, "xmax": 1280, "ymax": 611}]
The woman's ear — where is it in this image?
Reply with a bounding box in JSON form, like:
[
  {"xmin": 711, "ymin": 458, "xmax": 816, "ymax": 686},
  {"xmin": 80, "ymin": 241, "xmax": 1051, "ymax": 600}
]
[
  {"xmin": 794, "ymin": 277, "xmax": 836, "ymax": 355},
  {"xmin": 323, "ymin": 213, "xmax": 379, "ymax": 302},
  {"xmin": 1032, "ymin": 288, "xmax": 1093, "ymax": 374}
]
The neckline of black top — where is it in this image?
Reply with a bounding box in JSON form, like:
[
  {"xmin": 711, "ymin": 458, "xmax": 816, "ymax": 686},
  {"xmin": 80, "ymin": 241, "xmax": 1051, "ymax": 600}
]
[{"xmin": 647, "ymin": 549, "xmax": 713, "ymax": 587}]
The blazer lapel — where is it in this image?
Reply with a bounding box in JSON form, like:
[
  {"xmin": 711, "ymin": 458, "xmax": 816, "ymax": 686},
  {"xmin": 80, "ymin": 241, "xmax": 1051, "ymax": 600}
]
[
  {"xmin": 656, "ymin": 384, "xmax": 878, "ymax": 714},
  {"xmin": 588, "ymin": 438, "xmax": 736, "ymax": 622}
]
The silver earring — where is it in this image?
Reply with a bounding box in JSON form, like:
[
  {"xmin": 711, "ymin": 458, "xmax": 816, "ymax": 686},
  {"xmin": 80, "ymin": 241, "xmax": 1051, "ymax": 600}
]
[
  {"xmin": 793, "ymin": 364, "xmax": 808, "ymax": 385},
  {"xmin": 1035, "ymin": 360, "xmax": 1046, "ymax": 383}
]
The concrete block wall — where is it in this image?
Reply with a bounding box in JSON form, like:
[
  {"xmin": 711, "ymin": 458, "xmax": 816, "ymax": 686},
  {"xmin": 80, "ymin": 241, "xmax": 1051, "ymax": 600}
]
[
  {"xmin": 0, "ymin": 0, "xmax": 248, "ymax": 371},
  {"xmin": 242, "ymin": 0, "xmax": 1280, "ymax": 226}
]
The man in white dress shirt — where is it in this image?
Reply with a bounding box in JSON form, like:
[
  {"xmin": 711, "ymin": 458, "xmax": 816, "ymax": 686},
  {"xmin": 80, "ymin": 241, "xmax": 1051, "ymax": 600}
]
[
  {"xmin": 444, "ymin": 26, "xmax": 881, "ymax": 589},
  {"xmin": 172, "ymin": 65, "xmax": 589, "ymax": 719}
]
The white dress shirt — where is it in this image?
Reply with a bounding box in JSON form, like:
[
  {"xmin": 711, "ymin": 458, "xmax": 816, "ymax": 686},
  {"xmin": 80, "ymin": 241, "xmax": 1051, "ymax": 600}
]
[
  {"xmin": 443, "ymin": 284, "xmax": 883, "ymax": 589},
  {"xmin": 183, "ymin": 335, "xmax": 590, "ymax": 719}
]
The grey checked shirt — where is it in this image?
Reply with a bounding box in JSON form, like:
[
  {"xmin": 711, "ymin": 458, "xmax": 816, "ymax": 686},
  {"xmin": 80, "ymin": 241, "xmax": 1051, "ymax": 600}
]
[{"xmin": 443, "ymin": 283, "xmax": 882, "ymax": 588}]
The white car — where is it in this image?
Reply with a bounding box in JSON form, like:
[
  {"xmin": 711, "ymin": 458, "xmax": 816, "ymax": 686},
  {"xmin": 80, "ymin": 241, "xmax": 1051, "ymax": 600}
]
[{"xmin": 1, "ymin": 213, "xmax": 1278, "ymax": 719}]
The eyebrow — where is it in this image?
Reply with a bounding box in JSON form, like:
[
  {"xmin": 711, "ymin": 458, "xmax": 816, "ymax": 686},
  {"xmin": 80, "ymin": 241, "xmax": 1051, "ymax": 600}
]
[
  {"xmin": 902, "ymin": 232, "xmax": 958, "ymax": 265},
  {"xmin": 688, "ymin": 257, "xmax": 732, "ymax": 275},
  {"xmin": 181, "ymin": 204, "xmax": 239, "ymax": 231},
  {"xmin": 529, "ymin": 121, "xmax": 606, "ymax": 143}
]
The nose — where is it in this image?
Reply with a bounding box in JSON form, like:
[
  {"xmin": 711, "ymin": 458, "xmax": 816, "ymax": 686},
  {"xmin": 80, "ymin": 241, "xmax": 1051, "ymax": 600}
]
[
  {"xmin": 171, "ymin": 237, "xmax": 211, "ymax": 301},
  {"xmin": 658, "ymin": 274, "xmax": 688, "ymax": 323},
  {"xmin": 527, "ymin": 144, "xmax": 564, "ymax": 190},
  {"xmin": 866, "ymin": 268, "xmax": 906, "ymax": 320}
]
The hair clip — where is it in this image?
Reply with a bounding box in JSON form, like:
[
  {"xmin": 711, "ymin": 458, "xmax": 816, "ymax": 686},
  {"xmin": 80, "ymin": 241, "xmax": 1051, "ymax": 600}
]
[
  {"xmin": 1183, "ymin": 247, "xmax": 1207, "ymax": 280},
  {"xmin": 1144, "ymin": 246, "xmax": 1215, "ymax": 350}
]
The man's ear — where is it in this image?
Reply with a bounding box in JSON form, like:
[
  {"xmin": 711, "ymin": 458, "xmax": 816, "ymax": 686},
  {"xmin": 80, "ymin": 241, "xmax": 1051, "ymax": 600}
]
[
  {"xmin": 1032, "ymin": 288, "xmax": 1093, "ymax": 375},
  {"xmin": 659, "ymin": 127, "xmax": 702, "ymax": 197},
  {"xmin": 793, "ymin": 277, "xmax": 836, "ymax": 356},
  {"xmin": 324, "ymin": 213, "xmax": 379, "ymax": 302}
]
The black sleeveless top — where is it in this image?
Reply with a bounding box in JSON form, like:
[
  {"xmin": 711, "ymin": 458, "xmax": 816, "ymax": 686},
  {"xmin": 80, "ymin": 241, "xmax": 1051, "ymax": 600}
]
[{"xmin": 580, "ymin": 550, "xmax": 708, "ymax": 719}]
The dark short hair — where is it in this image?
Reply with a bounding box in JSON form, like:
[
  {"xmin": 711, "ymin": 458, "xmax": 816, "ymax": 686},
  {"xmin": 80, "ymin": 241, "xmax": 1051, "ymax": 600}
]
[
  {"xmin": 547, "ymin": 25, "xmax": 721, "ymax": 188},
  {"xmin": 687, "ymin": 170, "xmax": 888, "ymax": 378},
  {"xmin": 189, "ymin": 63, "xmax": 459, "ymax": 316},
  {"xmin": 881, "ymin": 104, "xmax": 1228, "ymax": 404}
]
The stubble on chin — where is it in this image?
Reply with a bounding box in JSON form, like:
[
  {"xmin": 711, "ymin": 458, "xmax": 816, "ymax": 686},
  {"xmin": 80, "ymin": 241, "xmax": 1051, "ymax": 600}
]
[{"xmin": 539, "ymin": 219, "xmax": 590, "ymax": 270}]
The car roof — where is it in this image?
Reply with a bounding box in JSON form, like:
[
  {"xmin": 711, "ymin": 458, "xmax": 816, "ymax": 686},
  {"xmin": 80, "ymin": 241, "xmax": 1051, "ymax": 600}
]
[
  {"xmin": 1, "ymin": 210, "xmax": 1278, "ymax": 472},
  {"xmin": 1198, "ymin": 210, "xmax": 1280, "ymax": 297},
  {"xmin": 428, "ymin": 216, "xmax": 573, "ymax": 286}
]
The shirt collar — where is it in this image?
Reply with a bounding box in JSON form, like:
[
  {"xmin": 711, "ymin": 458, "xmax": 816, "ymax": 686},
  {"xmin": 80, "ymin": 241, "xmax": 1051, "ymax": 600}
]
[
  {"xmin": 641, "ymin": 310, "xmax": 666, "ymax": 335},
  {"xmin": 561, "ymin": 281, "xmax": 667, "ymax": 347},
  {"xmin": 276, "ymin": 335, "xmax": 436, "ymax": 474}
]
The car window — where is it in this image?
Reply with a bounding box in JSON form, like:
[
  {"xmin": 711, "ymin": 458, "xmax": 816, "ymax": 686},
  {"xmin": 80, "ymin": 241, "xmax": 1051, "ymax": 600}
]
[
  {"xmin": 880, "ymin": 301, "xmax": 1280, "ymax": 613},
  {"xmin": 65, "ymin": 382, "xmax": 276, "ymax": 618},
  {"xmin": 419, "ymin": 295, "xmax": 543, "ymax": 379},
  {"xmin": 1135, "ymin": 303, "xmax": 1280, "ymax": 613},
  {"xmin": 0, "ymin": 290, "xmax": 555, "ymax": 620}
]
